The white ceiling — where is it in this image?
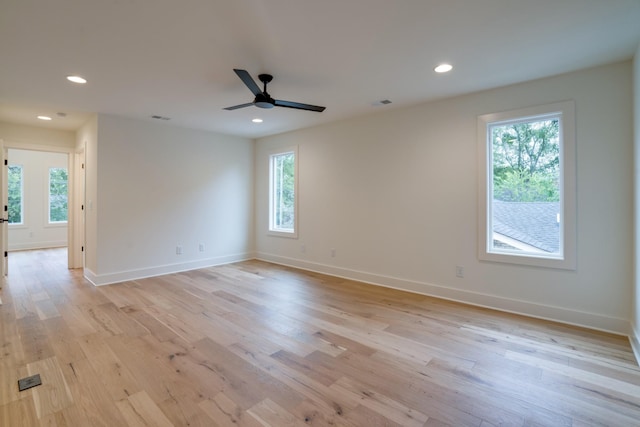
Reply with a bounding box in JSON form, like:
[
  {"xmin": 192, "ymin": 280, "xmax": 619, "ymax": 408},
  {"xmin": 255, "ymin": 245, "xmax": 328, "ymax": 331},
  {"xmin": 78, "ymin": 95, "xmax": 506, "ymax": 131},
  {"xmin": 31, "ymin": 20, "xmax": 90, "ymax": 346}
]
[{"xmin": 1, "ymin": 0, "xmax": 639, "ymax": 139}]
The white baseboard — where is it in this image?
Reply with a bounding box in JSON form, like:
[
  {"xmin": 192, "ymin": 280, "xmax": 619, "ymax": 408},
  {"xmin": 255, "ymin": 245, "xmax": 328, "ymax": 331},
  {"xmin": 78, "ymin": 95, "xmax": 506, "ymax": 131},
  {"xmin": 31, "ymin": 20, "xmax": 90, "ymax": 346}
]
[
  {"xmin": 256, "ymin": 252, "xmax": 630, "ymax": 336},
  {"xmin": 9, "ymin": 241, "xmax": 67, "ymax": 251},
  {"xmin": 631, "ymin": 323, "xmax": 640, "ymax": 366},
  {"xmin": 84, "ymin": 252, "xmax": 254, "ymax": 286}
]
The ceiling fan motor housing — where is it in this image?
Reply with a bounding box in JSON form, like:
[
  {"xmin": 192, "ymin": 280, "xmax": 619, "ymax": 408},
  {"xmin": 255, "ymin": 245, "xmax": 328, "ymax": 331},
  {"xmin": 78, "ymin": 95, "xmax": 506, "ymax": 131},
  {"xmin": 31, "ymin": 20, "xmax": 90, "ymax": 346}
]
[{"xmin": 254, "ymin": 93, "xmax": 275, "ymax": 109}]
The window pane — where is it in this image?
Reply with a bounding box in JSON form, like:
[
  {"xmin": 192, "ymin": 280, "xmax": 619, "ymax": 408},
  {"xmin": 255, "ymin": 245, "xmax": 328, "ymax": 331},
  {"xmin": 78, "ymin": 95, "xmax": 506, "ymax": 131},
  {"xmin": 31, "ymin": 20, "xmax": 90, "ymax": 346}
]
[
  {"xmin": 8, "ymin": 165, "xmax": 23, "ymax": 224},
  {"xmin": 271, "ymin": 152, "xmax": 295, "ymax": 232},
  {"xmin": 489, "ymin": 117, "xmax": 561, "ymax": 257},
  {"xmin": 49, "ymin": 167, "xmax": 68, "ymax": 223}
]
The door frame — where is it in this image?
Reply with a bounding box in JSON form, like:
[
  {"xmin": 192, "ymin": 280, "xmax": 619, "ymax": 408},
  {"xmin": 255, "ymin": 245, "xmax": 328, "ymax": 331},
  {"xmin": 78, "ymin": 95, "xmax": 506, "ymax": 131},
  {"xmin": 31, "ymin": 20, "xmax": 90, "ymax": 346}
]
[
  {"xmin": 0, "ymin": 139, "xmax": 83, "ymax": 270},
  {"xmin": 1, "ymin": 141, "xmax": 7, "ymax": 277}
]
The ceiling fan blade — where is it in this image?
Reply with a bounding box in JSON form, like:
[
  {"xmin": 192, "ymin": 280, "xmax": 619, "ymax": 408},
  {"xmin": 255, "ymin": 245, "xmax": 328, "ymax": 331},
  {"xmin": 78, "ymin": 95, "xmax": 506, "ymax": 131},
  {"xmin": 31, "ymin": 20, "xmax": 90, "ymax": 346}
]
[
  {"xmin": 274, "ymin": 99, "xmax": 326, "ymax": 112},
  {"xmin": 234, "ymin": 69, "xmax": 262, "ymax": 96},
  {"xmin": 223, "ymin": 102, "xmax": 254, "ymax": 111}
]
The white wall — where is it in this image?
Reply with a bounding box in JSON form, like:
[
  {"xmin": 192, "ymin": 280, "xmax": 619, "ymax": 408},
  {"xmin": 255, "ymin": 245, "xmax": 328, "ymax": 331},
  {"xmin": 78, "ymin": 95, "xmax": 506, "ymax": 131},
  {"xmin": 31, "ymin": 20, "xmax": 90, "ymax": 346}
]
[
  {"xmin": 85, "ymin": 114, "xmax": 254, "ymax": 285},
  {"xmin": 256, "ymin": 61, "xmax": 634, "ymax": 334},
  {"xmin": 632, "ymin": 44, "xmax": 640, "ymax": 359},
  {"xmin": 0, "ymin": 122, "xmax": 75, "ymax": 150},
  {"xmin": 8, "ymin": 149, "xmax": 68, "ymax": 250}
]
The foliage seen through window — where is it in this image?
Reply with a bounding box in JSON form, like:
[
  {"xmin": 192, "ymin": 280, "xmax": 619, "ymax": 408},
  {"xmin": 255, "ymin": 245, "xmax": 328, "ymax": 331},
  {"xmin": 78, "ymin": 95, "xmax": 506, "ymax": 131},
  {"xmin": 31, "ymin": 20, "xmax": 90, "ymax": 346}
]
[
  {"xmin": 271, "ymin": 152, "xmax": 295, "ymax": 232},
  {"xmin": 8, "ymin": 165, "xmax": 23, "ymax": 224},
  {"xmin": 49, "ymin": 167, "xmax": 68, "ymax": 223}
]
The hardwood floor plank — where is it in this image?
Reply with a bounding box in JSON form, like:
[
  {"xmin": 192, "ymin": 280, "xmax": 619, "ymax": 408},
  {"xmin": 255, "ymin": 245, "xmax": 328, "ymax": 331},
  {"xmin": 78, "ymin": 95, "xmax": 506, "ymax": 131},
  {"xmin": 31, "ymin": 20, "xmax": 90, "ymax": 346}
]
[
  {"xmin": 119, "ymin": 305, "xmax": 180, "ymax": 342},
  {"xmin": 158, "ymin": 392, "xmax": 222, "ymax": 427},
  {"xmin": 506, "ymin": 350, "xmax": 640, "ymax": 398},
  {"xmin": 17, "ymin": 315, "xmax": 55, "ymax": 363},
  {"xmin": 26, "ymin": 356, "xmax": 74, "ymax": 419},
  {"xmin": 61, "ymin": 357, "xmax": 129, "ymax": 427},
  {"xmin": 291, "ymin": 399, "xmax": 360, "ymax": 427},
  {"xmin": 41, "ymin": 317, "xmax": 87, "ymax": 369},
  {"xmin": 247, "ymin": 398, "xmax": 307, "ymax": 427},
  {"xmin": 77, "ymin": 303, "xmax": 124, "ymax": 336},
  {"xmin": 271, "ymin": 350, "xmax": 344, "ymax": 386},
  {"xmin": 56, "ymin": 304, "xmax": 98, "ymax": 337},
  {"xmin": 307, "ymin": 350, "xmax": 490, "ymax": 427},
  {"xmin": 12, "ymin": 294, "xmax": 37, "ymax": 320},
  {"xmin": 198, "ymin": 392, "xmax": 264, "ymax": 427},
  {"xmin": 194, "ymin": 337, "xmax": 304, "ymax": 410},
  {"xmin": 143, "ymin": 305, "xmax": 206, "ymax": 343},
  {"xmin": 462, "ymin": 324, "xmax": 640, "ymax": 372},
  {"xmin": 228, "ymin": 342, "xmax": 361, "ymax": 419},
  {"xmin": 105, "ymin": 334, "xmax": 208, "ymax": 405},
  {"xmin": 0, "ymin": 397, "xmax": 40, "ymax": 427},
  {"xmin": 116, "ymin": 390, "xmax": 175, "ymax": 427},
  {"xmin": 77, "ymin": 332, "xmax": 141, "ymax": 401},
  {"xmin": 329, "ymin": 376, "xmax": 429, "ymax": 427}
]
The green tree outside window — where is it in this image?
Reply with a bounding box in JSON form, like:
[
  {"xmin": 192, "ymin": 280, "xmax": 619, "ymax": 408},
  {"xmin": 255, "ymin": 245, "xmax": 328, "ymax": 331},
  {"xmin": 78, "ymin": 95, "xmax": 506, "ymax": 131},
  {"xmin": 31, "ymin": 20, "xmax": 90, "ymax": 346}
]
[
  {"xmin": 49, "ymin": 168, "xmax": 68, "ymax": 223},
  {"xmin": 8, "ymin": 165, "xmax": 23, "ymax": 224},
  {"xmin": 491, "ymin": 119, "xmax": 559, "ymax": 203},
  {"xmin": 273, "ymin": 153, "xmax": 295, "ymax": 230}
]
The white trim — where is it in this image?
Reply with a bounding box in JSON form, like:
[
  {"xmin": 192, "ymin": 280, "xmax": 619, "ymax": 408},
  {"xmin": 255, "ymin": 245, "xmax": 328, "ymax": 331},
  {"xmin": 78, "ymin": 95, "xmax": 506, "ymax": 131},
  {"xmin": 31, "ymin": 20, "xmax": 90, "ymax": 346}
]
[
  {"xmin": 9, "ymin": 241, "xmax": 67, "ymax": 251},
  {"xmin": 84, "ymin": 252, "xmax": 254, "ymax": 286},
  {"xmin": 268, "ymin": 146, "xmax": 298, "ymax": 239},
  {"xmin": 2, "ymin": 141, "xmax": 73, "ymax": 154},
  {"xmin": 82, "ymin": 267, "xmax": 99, "ymax": 286},
  {"xmin": 478, "ymin": 100, "xmax": 576, "ymax": 270},
  {"xmin": 631, "ymin": 323, "xmax": 640, "ymax": 366},
  {"xmin": 256, "ymin": 252, "xmax": 629, "ymax": 335}
]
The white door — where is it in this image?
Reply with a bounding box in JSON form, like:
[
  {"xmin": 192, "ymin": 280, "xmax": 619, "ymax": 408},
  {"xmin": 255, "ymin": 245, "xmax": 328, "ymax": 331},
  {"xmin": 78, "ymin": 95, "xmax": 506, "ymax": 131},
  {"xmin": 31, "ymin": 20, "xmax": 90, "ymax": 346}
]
[{"xmin": 1, "ymin": 142, "xmax": 8, "ymax": 276}]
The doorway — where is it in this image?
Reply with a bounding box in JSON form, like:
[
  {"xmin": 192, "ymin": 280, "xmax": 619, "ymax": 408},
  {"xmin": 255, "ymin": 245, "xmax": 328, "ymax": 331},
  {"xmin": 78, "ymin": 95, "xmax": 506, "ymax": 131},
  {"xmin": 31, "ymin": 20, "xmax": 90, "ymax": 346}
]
[
  {"xmin": 0, "ymin": 144, "xmax": 84, "ymax": 277},
  {"xmin": 7, "ymin": 149, "xmax": 69, "ymax": 253}
]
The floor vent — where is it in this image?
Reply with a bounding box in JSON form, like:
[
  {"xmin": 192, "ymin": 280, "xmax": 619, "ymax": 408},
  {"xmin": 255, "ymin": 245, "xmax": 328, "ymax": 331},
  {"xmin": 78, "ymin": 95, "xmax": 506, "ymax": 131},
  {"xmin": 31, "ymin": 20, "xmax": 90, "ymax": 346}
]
[{"xmin": 18, "ymin": 374, "xmax": 42, "ymax": 392}]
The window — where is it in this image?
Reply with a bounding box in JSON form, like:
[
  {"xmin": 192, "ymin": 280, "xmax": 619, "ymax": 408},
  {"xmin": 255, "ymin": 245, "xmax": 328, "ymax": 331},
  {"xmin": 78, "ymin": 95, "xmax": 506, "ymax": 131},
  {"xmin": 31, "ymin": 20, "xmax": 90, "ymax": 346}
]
[
  {"xmin": 49, "ymin": 167, "xmax": 68, "ymax": 223},
  {"xmin": 8, "ymin": 165, "xmax": 24, "ymax": 225},
  {"xmin": 269, "ymin": 148, "xmax": 298, "ymax": 237},
  {"xmin": 478, "ymin": 101, "xmax": 576, "ymax": 269}
]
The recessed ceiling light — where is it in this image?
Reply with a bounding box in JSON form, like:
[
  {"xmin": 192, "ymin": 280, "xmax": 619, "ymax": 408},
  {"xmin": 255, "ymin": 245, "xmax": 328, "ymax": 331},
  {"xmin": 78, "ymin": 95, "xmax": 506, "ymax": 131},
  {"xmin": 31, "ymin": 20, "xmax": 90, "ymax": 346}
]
[
  {"xmin": 252, "ymin": 118, "xmax": 263, "ymax": 123},
  {"xmin": 37, "ymin": 115, "xmax": 52, "ymax": 121},
  {"xmin": 66, "ymin": 75, "xmax": 87, "ymax": 84},
  {"xmin": 434, "ymin": 63, "xmax": 453, "ymax": 73}
]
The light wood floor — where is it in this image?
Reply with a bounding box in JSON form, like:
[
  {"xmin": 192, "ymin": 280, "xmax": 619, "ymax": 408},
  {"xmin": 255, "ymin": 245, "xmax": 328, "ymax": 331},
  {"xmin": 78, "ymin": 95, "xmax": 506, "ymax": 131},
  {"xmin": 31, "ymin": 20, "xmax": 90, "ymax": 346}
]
[{"xmin": 1, "ymin": 249, "xmax": 640, "ymax": 426}]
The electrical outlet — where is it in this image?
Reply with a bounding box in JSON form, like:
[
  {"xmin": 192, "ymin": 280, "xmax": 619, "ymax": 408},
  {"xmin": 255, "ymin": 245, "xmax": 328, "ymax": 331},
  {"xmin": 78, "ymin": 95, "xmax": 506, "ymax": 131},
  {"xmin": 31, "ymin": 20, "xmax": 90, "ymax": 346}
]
[
  {"xmin": 331, "ymin": 248, "xmax": 336, "ymax": 258},
  {"xmin": 455, "ymin": 266, "xmax": 464, "ymax": 278},
  {"xmin": 199, "ymin": 243, "xmax": 205, "ymax": 252},
  {"xmin": 176, "ymin": 245, "xmax": 183, "ymax": 255},
  {"xmin": 301, "ymin": 245, "xmax": 306, "ymax": 253}
]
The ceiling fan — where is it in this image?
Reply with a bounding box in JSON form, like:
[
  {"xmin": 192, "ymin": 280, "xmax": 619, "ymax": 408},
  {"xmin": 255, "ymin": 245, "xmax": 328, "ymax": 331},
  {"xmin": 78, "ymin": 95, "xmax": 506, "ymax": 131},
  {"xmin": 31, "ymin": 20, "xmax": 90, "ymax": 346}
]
[{"xmin": 224, "ymin": 69, "xmax": 326, "ymax": 112}]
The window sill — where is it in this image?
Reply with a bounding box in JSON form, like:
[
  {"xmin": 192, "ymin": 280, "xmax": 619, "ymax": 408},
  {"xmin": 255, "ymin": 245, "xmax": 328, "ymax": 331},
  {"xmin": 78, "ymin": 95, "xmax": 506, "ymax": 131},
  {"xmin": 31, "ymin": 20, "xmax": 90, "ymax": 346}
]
[{"xmin": 268, "ymin": 229, "xmax": 298, "ymax": 239}]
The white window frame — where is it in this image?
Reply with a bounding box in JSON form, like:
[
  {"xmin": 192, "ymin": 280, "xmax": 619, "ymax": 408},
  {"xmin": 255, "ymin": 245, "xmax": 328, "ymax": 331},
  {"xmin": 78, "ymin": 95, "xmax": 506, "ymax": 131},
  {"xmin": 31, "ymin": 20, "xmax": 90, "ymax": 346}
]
[
  {"xmin": 268, "ymin": 147, "xmax": 298, "ymax": 238},
  {"xmin": 8, "ymin": 164, "xmax": 24, "ymax": 226},
  {"xmin": 48, "ymin": 167, "xmax": 68, "ymax": 225},
  {"xmin": 477, "ymin": 101, "xmax": 576, "ymax": 270}
]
